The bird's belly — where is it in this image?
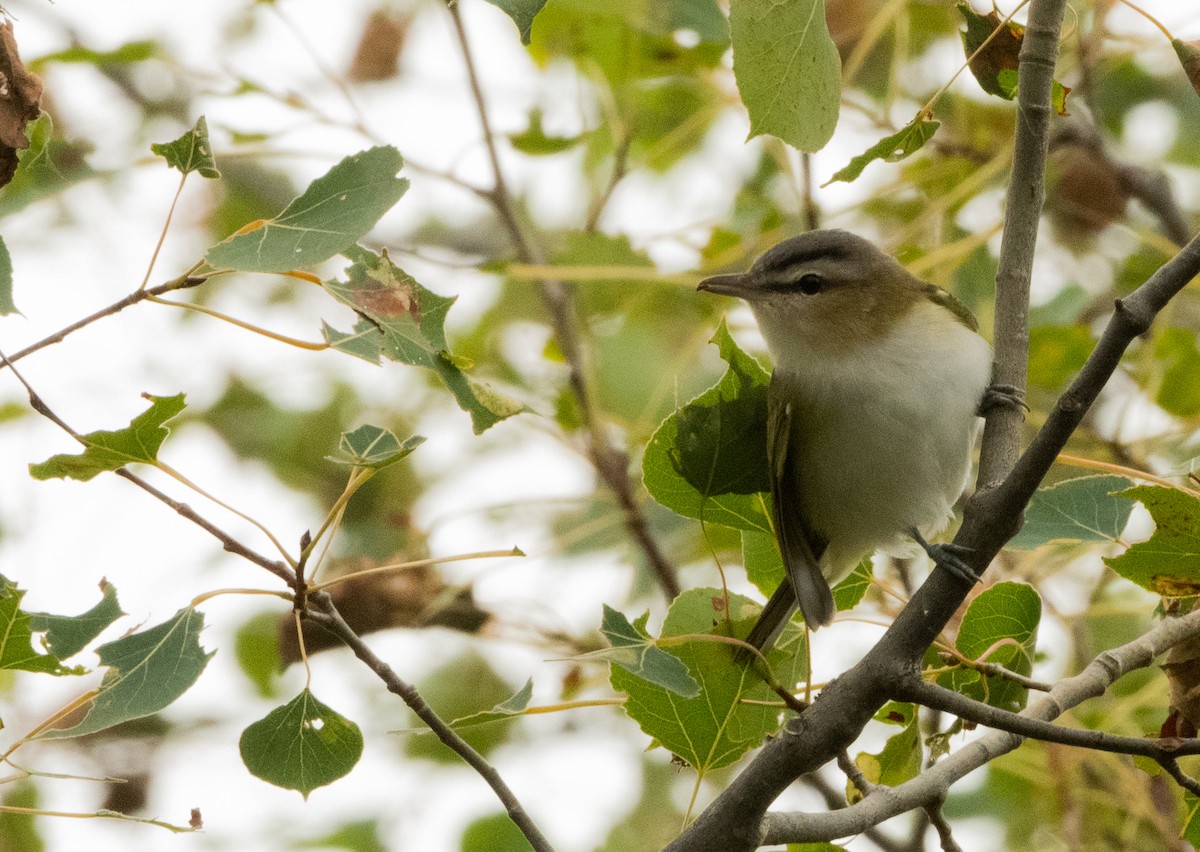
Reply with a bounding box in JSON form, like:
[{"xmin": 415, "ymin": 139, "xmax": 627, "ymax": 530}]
[{"xmin": 789, "ymin": 382, "xmax": 981, "ymax": 580}]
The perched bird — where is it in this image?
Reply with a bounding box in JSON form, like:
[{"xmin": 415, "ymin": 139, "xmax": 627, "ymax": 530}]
[{"xmin": 698, "ymin": 230, "xmax": 993, "ymax": 652}]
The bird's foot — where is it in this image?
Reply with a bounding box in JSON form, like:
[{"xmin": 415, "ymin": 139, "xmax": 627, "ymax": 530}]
[
  {"xmin": 910, "ymin": 529, "xmax": 981, "ymax": 587},
  {"xmin": 978, "ymin": 383, "xmax": 1028, "ymax": 416}
]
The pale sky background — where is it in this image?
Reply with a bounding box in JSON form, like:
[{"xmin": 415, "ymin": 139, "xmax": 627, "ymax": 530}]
[{"xmin": 0, "ymin": 1, "xmax": 1196, "ymax": 850}]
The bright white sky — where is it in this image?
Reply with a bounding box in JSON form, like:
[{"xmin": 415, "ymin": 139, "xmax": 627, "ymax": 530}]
[{"xmin": 0, "ymin": 2, "xmax": 1195, "ymax": 851}]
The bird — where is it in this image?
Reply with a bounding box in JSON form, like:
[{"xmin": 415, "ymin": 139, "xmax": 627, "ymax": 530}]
[{"xmin": 697, "ymin": 230, "xmax": 994, "ymax": 653}]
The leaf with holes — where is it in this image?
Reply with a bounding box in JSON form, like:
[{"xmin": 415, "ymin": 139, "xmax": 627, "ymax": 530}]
[
  {"xmin": 240, "ymin": 689, "xmax": 364, "ymax": 798},
  {"xmin": 151, "ymin": 115, "xmax": 219, "ymax": 179}
]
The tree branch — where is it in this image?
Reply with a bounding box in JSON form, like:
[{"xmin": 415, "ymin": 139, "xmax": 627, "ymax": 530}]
[
  {"xmin": 304, "ymin": 593, "xmax": 555, "ymax": 852},
  {"xmin": 895, "ymin": 676, "xmax": 1200, "ymax": 761},
  {"xmin": 761, "ymin": 606, "xmax": 1200, "ymax": 843}
]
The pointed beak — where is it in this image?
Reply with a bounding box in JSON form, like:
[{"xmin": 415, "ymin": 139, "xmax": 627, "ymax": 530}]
[{"xmin": 697, "ymin": 272, "xmax": 756, "ymax": 299}]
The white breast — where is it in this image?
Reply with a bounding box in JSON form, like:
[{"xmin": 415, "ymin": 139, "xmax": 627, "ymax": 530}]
[{"xmin": 767, "ymin": 300, "xmax": 992, "ymax": 584}]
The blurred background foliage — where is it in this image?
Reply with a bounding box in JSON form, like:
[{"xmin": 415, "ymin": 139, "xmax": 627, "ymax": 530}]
[{"xmin": 2, "ymin": 0, "xmax": 1200, "ymax": 850}]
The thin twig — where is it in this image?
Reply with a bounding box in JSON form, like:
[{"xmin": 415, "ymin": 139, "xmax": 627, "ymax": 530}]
[
  {"xmin": 896, "ymin": 677, "xmax": 1200, "ymax": 761},
  {"xmin": 923, "ymin": 799, "xmax": 963, "ymax": 852},
  {"xmin": 0, "ymin": 348, "xmax": 294, "ymax": 586},
  {"xmin": 305, "ymin": 593, "xmax": 555, "ymax": 852},
  {"xmin": 445, "ymin": 0, "xmax": 680, "ymax": 600},
  {"xmin": 1, "ymin": 271, "xmax": 206, "ymax": 370}
]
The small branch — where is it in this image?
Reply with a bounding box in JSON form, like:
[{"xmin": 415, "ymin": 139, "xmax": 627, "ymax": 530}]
[
  {"xmin": 0, "ymin": 349, "xmax": 294, "ymax": 586},
  {"xmin": 1, "ymin": 271, "xmax": 206, "ymax": 370},
  {"xmin": 934, "ymin": 644, "xmax": 1053, "ymax": 692},
  {"xmin": 896, "ymin": 676, "xmax": 1200, "ymax": 760},
  {"xmin": 445, "ymin": 0, "xmax": 680, "ymax": 600},
  {"xmin": 761, "ymin": 607, "xmax": 1200, "ymax": 844},
  {"xmin": 1157, "ymin": 757, "xmax": 1200, "ymax": 797},
  {"xmin": 800, "ymin": 773, "xmax": 909, "ymax": 852},
  {"xmin": 923, "ymin": 800, "xmax": 963, "ymax": 852},
  {"xmin": 837, "ymin": 749, "xmax": 877, "ymax": 799},
  {"xmin": 305, "ymin": 592, "xmax": 555, "ymax": 852}
]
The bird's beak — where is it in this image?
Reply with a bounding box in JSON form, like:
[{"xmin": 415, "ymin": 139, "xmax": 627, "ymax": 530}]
[{"xmin": 697, "ymin": 272, "xmax": 756, "ymax": 299}]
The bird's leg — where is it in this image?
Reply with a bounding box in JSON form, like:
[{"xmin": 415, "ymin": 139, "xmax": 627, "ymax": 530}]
[
  {"xmin": 978, "ymin": 383, "xmax": 1028, "ymax": 416},
  {"xmin": 910, "ymin": 529, "xmax": 981, "ymax": 587}
]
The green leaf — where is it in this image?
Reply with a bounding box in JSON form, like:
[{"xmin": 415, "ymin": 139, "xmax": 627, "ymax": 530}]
[
  {"xmin": 854, "ymin": 702, "xmax": 921, "ymax": 794},
  {"xmin": 321, "ymin": 318, "xmax": 383, "ymax": 364},
  {"xmin": 1106, "ymin": 486, "xmax": 1200, "ymax": 597},
  {"xmin": 29, "ymin": 393, "xmax": 186, "ymax": 481},
  {"xmin": 1173, "ymin": 39, "xmax": 1200, "ymax": 99},
  {"xmin": 610, "ymin": 589, "xmax": 806, "ymax": 773},
  {"xmin": 1008, "ymin": 475, "xmax": 1135, "ymax": 550},
  {"xmin": 0, "ymin": 233, "xmax": 16, "ymax": 315},
  {"xmin": 0, "ymin": 575, "xmax": 72, "ymax": 674},
  {"xmin": 832, "ymin": 559, "xmax": 874, "ymax": 612},
  {"xmin": 462, "ymin": 812, "xmax": 535, "ymax": 852},
  {"xmin": 240, "ymin": 689, "xmax": 364, "ymax": 798},
  {"xmin": 325, "ymin": 425, "xmax": 425, "ymax": 469},
  {"xmin": 150, "ymin": 115, "xmax": 220, "ymax": 179},
  {"xmin": 205, "ymin": 146, "xmax": 408, "ymax": 273},
  {"xmin": 445, "ymin": 679, "xmax": 534, "ymax": 730},
  {"xmin": 1155, "ymin": 328, "xmax": 1200, "ymax": 417},
  {"xmin": 234, "ymin": 611, "xmax": 283, "ymax": 699},
  {"xmin": 37, "ymin": 607, "xmax": 214, "ymax": 739},
  {"xmin": 592, "ymin": 605, "xmax": 699, "ymax": 697},
  {"xmin": 30, "ymin": 40, "xmax": 158, "ymax": 71},
  {"xmin": 0, "ymin": 114, "xmax": 97, "ymax": 219},
  {"xmin": 643, "ymin": 320, "xmax": 773, "ymax": 533},
  {"xmin": 729, "ymin": 0, "xmax": 841, "ymax": 152},
  {"xmin": 483, "ymin": 0, "xmax": 548, "ymax": 45},
  {"xmin": 938, "ymin": 582, "xmax": 1041, "ymax": 712},
  {"xmin": 826, "ymin": 117, "xmax": 940, "ymax": 184},
  {"xmin": 29, "ymin": 579, "xmax": 124, "ymax": 660},
  {"xmin": 508, "ymin": 109, "xmax": 581, "ymax": 155},
  {"xmin": 323, "ymin": 246, "xmax": 525, "ymax": 433}
]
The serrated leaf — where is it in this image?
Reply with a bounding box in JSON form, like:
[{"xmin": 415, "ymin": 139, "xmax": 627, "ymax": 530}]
[
  {"xmin": 826, "ymin": 117, "xmax": 940, "ymax": 185},
  {"xmin": 643, "ymin": 320, "xmax": 773, "ymax": 533},
  {"xmin": 37, "ymin": 606, "xmax": 214, "ymax": 739},
  {"xmin": 610, "ymin": 589, "xmax": 806, "ymax": 773},
  {"xmin": 323, "ymin": 246, "xmax": 525, "ymax": 433},
  {"xmin": 29, "ymin": 393, "xmax": 186, "ymax": 481},
  {"xmin": 1106, "ymin": 486, "xmax": 1200, "ymax": 597},
  {"xmin": 591, "ymin": 605, "xmax": 699, "ymax": 697},
  {"xmin": 151, "ymin": 116, "xmax": 219, "ymax": 179},
  {"xmin": 0, "ymin": 233, "xmax": 16, "ymax": 315},
  {"xmin": 729, "ymin": 0, "xmax": 841, "ymax": 152},
  {"xmin": 1008, "ymin": 475, "xmax": 1135, "ymax": 550},
  {"xmin": 483, "ymin": 0, "xmax": 548, "ymax": 45},
  {"xmin": 0, "ymin": 574, "xmax": 72, "ymax": 674},
  {"xmin": 240, "ymin": 689, "xmax": 363, "ymax": 798},
  {"xmin": 445, "ymin": 679, "xmax": 534, "ymax": 730},
  {"xmin": 325, "ymin": 425, "xmax": 425, "ymax": 469},
  {"xmin": 29, "ymin": 579, "xmax": 124, "ymax": 660},
  {"xmin": 206, "ymin": 146, "xmax": 408, "ymax": 273},
  {"xmin": 937, "ymin": 582, "xmax": 1040, "ymax": 712}
]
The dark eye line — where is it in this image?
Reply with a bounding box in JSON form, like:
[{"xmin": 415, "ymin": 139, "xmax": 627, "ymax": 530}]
[{"xmin": 763, "ymin": 273, "xmax": 825, "ymax": 294}]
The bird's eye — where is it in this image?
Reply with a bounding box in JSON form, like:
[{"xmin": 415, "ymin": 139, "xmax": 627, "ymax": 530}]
[{"xmin": 797, "ymin": 273, "xmax": 823, "ymax": 295}]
